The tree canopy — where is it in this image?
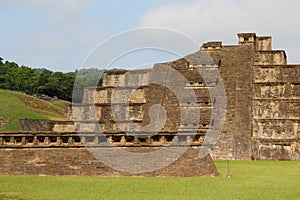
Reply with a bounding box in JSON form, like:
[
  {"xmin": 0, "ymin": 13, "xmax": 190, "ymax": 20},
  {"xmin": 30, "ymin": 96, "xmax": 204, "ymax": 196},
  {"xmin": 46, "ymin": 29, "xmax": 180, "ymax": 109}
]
[{"xmin": 0, "ymin": 59, "xmax": 103, "ymax": 102}]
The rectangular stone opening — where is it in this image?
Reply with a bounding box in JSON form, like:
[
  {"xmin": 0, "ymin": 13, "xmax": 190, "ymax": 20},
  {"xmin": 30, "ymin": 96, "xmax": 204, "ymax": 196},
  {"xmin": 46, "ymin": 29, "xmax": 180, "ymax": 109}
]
[
  {"xmin": 73, "ymin": 136, "xmax": 81, "ymax": 143},
  {"xmin": 125, "ymin": 136, "xmax": 134, "ymax": 143},
  {"xmin": 193, "ymin": 135, "xmax": 201, "ymax": 142},
  {"xmin": 151, "ymin": 135, "xmax": 160, "ymax": 142},
  {"xmin": 14, "ymin": 136, "xmax": 22, "ymax": 144},
  {"xmin": 49, "ymin": 136, "xmax": 57, "ymax": 143},
  {"xmin": 204, "ymin": 101, "xmax": 210, "ymax": 105},
  {"xmin": 165, "ymin": 135, "xmax": 174, "ymax": 142},
  {"xmin": 61, "ymin": 136, "xmax": 69, "ymax": 144},
  {"xmin": 37, "ymin": 136, "xmax": 45, "ymax": 143},
  {"xmin": 86, "ymin": 136, "xmax": 94, "ymax": 143},
  {"xmin": 27, "ymin": 136, "xmax": 34, "ymax": 144},
  {"xmin": 138, "ymin": 137, "xmax": 146, "ymax": 143},
  {"xmin": 112, "ymin": 136, "xmax": 121, "ymax": 143},
  {"xmin": 3, "ymin": 137, "xmax": 10, "ymax": 143},
  {"xmin": 98, "ymin": 136, "xmax": 107, "ymax": 143},
  {"xmin": 178, "ymin": 135, "xmax": 186, "ymax": 142}
]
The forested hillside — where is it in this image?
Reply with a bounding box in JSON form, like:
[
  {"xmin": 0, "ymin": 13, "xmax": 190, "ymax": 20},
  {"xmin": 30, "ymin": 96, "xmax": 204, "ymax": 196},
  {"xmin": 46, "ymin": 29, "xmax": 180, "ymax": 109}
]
[{"xmin": 0, "ymin": 57, "xmax": 103, "ymax": 102}]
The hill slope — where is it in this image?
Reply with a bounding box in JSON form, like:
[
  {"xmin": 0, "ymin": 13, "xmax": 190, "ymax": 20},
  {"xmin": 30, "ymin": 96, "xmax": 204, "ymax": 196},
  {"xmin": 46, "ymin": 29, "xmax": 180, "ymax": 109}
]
[{"xmin": 0, "ymin": 90, "xmax": 67, "ymax": 132}]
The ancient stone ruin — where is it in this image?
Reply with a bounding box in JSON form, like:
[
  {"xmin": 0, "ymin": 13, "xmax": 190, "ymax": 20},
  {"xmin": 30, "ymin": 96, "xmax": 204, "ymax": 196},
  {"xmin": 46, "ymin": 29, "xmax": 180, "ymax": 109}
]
[{"xmin": 0, "ymin": 33, "xmax": 299, "ymax": 176}]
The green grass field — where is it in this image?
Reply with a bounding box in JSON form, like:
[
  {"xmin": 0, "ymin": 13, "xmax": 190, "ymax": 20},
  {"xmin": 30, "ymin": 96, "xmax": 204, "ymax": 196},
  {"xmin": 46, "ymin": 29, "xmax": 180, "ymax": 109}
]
[
  {"xmin": 0, "ymin": 160, "xmax": 299, "ymax": 200},
  {"xmin": 0, "ymin": 90, "xmax": 66, "ymax": 132}
]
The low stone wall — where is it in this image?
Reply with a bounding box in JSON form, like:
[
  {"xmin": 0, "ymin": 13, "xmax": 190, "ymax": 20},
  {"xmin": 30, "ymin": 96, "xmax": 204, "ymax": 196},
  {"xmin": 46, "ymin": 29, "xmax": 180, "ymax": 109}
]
[
  {"xmin": 19, "ymin": 119, "xmax": 52, "ymax": 131},
  {"xmin": 19, "ymin": 119, "xmax": 75, "ymax": 132},
  {"xmin": 0, "ymin": 147, "xmax": 218, "ymax": 176}
]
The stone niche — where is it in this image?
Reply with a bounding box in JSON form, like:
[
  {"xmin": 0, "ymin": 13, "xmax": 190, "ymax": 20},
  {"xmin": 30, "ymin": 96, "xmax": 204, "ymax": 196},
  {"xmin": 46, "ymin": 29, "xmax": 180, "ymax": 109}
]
[
  {"xmin": 255, "ymin": 36, "xmax": 272, "ymax": 51},
  {"xmin": 238, "ymin": 33, "xmax": 256, "ymax": 44}
]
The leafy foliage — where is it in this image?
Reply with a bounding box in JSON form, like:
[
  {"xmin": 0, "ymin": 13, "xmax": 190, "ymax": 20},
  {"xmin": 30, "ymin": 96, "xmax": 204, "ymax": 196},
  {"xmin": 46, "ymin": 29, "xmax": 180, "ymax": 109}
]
[{"xmin": 0, "ymin": 57, "xmax": 103, "ymax": 102}]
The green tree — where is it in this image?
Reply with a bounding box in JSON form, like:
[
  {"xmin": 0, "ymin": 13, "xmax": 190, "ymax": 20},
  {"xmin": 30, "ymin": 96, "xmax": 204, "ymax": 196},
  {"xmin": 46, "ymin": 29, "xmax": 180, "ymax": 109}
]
[{"xmin": 0, "ymin": 58, "xmax": 105, "ymax": 102}]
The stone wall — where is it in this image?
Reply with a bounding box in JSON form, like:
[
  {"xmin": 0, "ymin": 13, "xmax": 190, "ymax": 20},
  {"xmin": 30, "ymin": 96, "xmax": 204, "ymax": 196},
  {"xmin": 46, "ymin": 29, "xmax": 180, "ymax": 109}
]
[
  {"xmin": 20, "ymin": 119, "xmax": 75, "ymax": 132},
  {"xmin": 0, "ymin": 131, "xmax": 217, "ymax": 176},
  {"xmin": 206, "ymin": 33, "xmax": 299, "ymax": 160},
  {"xmin": 73, "ymin": 62, "xmax": 213, "ymax": 139},
  {"xmin": 0, "ymin": 147, "xmax": 217, "ymax": 176},
  {"xmin": 206, "ymin": 41, "xmax": 254, "ymax": 160},
  {"xmin": 20, "ymin": 119, "xmax": 52, "ymax": 131},
  {"xmin": 252, "ymin": 64, "xmax": 300, "ymax": 160},
  {"xmin": 65, "ymin": 33, "xmax": 300, "ymax": 161},
  {"xmin": 9, "ymin": 32, "xmax": 300, "ymax": 178},
  {"xmin": 255, "ymin": 36, "xmax": 272, "ymax": 50}
]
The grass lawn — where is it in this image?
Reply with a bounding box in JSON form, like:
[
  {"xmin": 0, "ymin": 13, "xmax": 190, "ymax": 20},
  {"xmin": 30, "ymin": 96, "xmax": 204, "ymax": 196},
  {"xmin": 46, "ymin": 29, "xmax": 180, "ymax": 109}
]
[
  {"xmin": 0, "ymin": 90, "xmax": 65, "ymax": 131},
  {"xmin": 0, "ymin": 160, "xmax": 299, "ymax": 200}
]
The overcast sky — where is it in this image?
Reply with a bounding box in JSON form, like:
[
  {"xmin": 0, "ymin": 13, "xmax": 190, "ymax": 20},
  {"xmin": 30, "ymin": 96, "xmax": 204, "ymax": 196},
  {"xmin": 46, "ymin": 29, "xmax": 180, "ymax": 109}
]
[{"xmin": 1, "ymin": 0, "xmax": 300, "ymax": 72}]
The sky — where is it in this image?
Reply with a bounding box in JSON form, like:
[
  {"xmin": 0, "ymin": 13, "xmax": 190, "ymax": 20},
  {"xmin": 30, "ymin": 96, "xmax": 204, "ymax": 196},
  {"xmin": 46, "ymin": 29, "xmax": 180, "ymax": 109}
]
[{"xmin": 1, "ymin": 0, "xmax": 300, "ymax": 72}]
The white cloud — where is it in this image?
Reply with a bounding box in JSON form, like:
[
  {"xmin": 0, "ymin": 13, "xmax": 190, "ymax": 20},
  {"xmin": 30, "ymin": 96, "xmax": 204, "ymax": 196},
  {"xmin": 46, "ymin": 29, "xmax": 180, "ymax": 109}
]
[
  {"xmin": 139, "ymin": 0, "xmax": 300, "ymax": 63},
  {"xmin": 140, "ymin": 0, "xmax": 242, "ymax": 39}
]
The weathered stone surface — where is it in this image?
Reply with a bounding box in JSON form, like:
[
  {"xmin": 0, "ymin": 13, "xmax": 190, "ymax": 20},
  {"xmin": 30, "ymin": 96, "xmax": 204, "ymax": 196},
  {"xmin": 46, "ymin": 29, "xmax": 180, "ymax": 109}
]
[
  {"xmin": 0, "ymin": 147, "xmax": 218, "ymax": 176},
  {"xmin": 9, "ymin": 32, "xmax": 300, "ymax": 177},
  {"xmin": 20, "ymin": 119, "xmax": 75, "ymax": 132}
]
